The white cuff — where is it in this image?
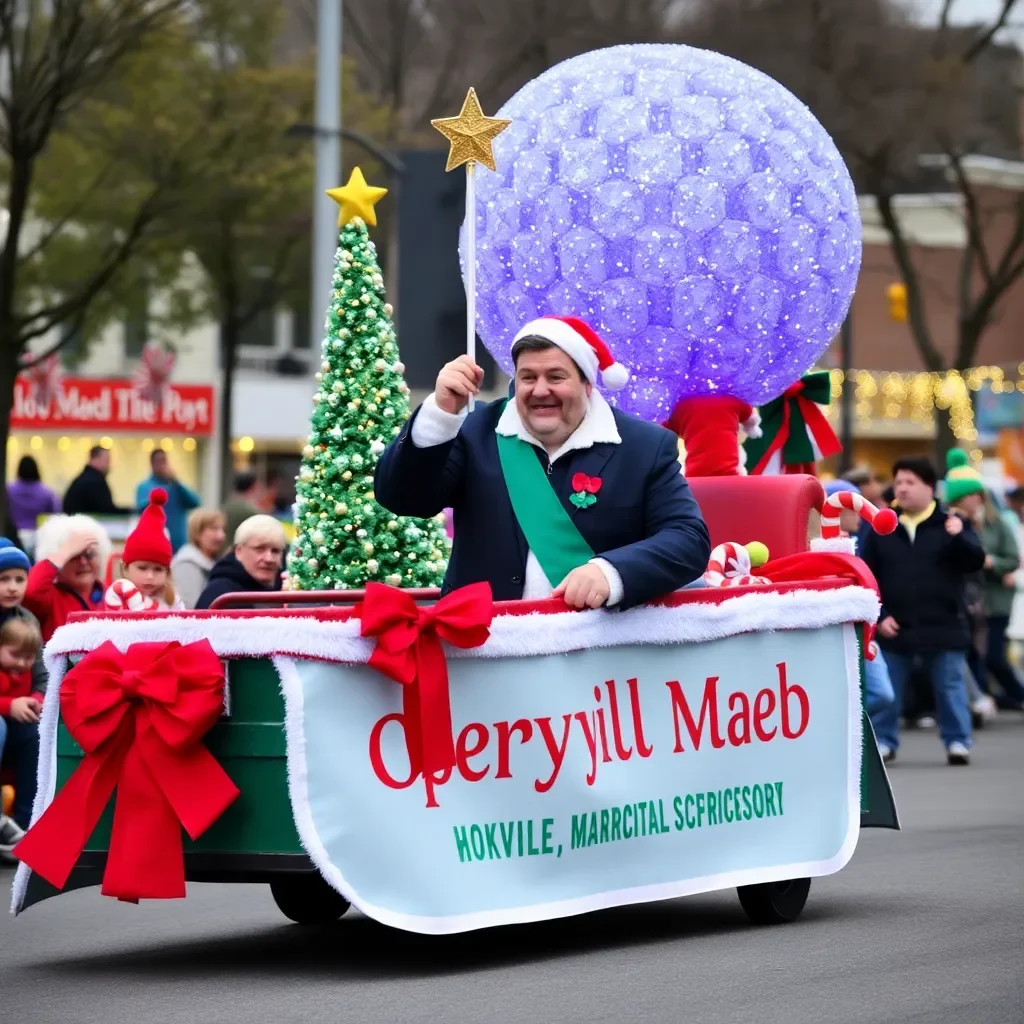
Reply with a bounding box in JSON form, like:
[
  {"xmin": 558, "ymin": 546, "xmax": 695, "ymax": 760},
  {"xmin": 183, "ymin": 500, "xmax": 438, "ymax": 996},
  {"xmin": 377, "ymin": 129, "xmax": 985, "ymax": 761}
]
[
  {"xmin": 590, "ymin": 557, "xmax": 625, "ymax": 607},
  {"xmin": 410, "ymin": 393, "xmax": 467, "ymax": 448}
]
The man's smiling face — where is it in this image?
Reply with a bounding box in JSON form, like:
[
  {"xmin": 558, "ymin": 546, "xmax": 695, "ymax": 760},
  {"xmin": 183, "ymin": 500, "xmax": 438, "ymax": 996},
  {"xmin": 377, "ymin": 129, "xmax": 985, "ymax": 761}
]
[{"xmin": 514, "ymin": 344, "xmax": 592, "ymax": 450}]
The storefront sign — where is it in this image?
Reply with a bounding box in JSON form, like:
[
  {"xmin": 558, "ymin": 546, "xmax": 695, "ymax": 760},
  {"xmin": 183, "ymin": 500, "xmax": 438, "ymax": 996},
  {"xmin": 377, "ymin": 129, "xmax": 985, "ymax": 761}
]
[
  {"xmin": 288, "ymin": 622, "xmax": 861, "ymax": 933},
  {"xmin": 11, "ymin": 376, "xmax": 214, "ymax": 435}
]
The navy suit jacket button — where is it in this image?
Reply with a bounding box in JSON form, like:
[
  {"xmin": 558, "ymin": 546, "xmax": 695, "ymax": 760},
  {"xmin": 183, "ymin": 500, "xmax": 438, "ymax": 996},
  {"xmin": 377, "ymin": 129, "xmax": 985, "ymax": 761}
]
[{"xmin": 511, "ymin": 575, "xmax": 521, "ymax": 584}]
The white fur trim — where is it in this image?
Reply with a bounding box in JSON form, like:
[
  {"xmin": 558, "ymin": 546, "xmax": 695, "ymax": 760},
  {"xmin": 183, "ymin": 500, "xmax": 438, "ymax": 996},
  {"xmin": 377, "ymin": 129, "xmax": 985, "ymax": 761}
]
[
  {"xmin": 589, "ymin": 557, "xmax": 625, "ymax": 605},
  {"xmin": 11, "ymin": 586, "xmax": 878, "ymax": 915},
  {"xmin": 601, "ymin": 361, "xmax": 629, "ymax": 391},
  {"xmin": 514, "ymin": 317, "xmax": 599, "ymax": 384},
  {"xmin": 410, "ymin": 393, "xmax": 467, "ymax": 448},
  {"xmin": 252, "ymin": 626, "xmax": 864, "ymax": 935},
  {"xmin": 811, "ymin": 537, "xmax": 858, "ymax": 555},
  {"xmin": 495, "ymin": 389, "xmax": 620, "ymax": 459}
]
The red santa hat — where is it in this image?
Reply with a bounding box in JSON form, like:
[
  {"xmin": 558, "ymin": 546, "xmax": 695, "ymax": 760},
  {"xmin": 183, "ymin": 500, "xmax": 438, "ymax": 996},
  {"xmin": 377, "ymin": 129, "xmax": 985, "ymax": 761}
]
[
  {"xmin": 122, "ymin": 487, "xmax": 172, "ymax": 567},
  {"xmin": 512, "ymin": 316, "xmax": 630, "ymax": 391}
]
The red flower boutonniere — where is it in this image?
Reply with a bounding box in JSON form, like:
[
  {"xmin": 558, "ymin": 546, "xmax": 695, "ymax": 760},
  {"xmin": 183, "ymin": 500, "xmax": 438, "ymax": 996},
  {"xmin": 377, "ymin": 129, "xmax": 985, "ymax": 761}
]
[{"xmin": 570, "ymin": 472, "xmax": 602, "ymax": 509}]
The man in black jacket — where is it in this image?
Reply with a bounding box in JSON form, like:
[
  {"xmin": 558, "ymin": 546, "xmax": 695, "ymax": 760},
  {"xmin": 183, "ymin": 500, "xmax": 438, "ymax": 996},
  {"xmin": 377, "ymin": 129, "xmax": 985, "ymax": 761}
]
[
  {"xmin": 196, "ymin": 514, "xmax": 285, "ymax": 609},
  {"xmin": 62, "ymin": 447, "xmax": 131, "ymax": 517},
  {"xmin": 860, "ymin": 456, "xmax": 985, "ymax": 766}
]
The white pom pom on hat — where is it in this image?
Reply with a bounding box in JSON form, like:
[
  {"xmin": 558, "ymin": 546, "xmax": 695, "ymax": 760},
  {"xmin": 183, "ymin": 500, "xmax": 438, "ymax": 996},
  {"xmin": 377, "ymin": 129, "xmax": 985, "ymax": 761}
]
[{"xmin": 513, "ymin": 315, "xmax": 630, "ymax": 391}]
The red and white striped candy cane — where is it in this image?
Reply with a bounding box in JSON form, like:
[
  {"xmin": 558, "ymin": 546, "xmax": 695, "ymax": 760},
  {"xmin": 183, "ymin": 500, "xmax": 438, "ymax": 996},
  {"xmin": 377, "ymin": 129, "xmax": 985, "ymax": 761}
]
[
  {"xmin": 820, "ymin": 491, "xmax": 898, "ymax": 540},
  {"xmin": 104, "ymin": 579, "xmax": 158, "ymax": 612},
  {"xmin": 703, "ymin": 542, "xmax": 769, "ymax": 588}
]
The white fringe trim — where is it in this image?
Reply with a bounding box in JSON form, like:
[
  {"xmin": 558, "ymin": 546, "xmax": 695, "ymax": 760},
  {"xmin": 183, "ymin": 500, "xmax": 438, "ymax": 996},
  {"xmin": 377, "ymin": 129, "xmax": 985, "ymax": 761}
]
[
  {"xmin": 811, "ymin": 537, "xmax": 858, "ymax": 555},
  {"xmin": 12, "ymin": 586, "xmax": 878, "ymax": 916},
  {"xmin": 272, "ymin": 629, "xmax": 864, "ymax": 934}
]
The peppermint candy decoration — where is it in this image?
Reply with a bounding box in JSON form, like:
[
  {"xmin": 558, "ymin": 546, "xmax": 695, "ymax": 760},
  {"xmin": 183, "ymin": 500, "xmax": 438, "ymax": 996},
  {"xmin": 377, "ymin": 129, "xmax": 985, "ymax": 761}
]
[
  {"xmin": 133, "ymin": 342, "xmax": 176, "ymax": 403},
  {"xmin": 104, "ymin": 579, "xmax": 158, "ymax": 612},
  {"xmin": 21, "ymin": 355, "xmax": 64, "ymax": 408},
  {"xmin": 703, "ymin": 542, "xmax": 769, "ymax": 588}
]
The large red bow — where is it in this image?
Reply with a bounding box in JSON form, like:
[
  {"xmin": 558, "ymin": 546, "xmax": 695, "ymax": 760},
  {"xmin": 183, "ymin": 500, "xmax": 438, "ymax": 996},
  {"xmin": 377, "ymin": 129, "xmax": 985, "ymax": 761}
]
[
  {"xmin": 358, "ymin": 582, "xmax": 493, "ymax": 776},
  {"xmin": 15, "ymin": 640, "xmax": 239, "ymax": 902}
]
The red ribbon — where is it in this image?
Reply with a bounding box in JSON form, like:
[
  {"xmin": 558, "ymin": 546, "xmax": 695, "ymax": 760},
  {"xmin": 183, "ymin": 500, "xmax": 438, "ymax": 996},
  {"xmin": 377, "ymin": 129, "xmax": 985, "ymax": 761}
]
[
  {"xmin": 358, "ymin": 582, "xmax": 493, "ymax": 776},
  {"xmin": 571, "ymin": 473, "xmax": 603, "ymax": 494},
  {"xmin": 751, "ymin": 378, "xmax": 842, "ymax": 475},
  {"xmin": 15, "ymin": 640, "xmax": 239, "ymax": 902}
]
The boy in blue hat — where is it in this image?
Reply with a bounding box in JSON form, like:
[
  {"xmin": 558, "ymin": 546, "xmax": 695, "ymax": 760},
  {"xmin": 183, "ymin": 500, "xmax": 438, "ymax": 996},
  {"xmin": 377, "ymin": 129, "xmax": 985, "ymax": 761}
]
[{"xmin": 0, "ymin": 537, "xmax": 47, "ymax": 857}]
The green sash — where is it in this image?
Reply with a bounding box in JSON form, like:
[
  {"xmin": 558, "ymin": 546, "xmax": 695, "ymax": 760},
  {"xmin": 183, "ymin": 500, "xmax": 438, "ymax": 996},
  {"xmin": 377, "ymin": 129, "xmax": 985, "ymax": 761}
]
[{"xmin": 495, "ymin": 430, "xmax": 595, "ymax": 586}]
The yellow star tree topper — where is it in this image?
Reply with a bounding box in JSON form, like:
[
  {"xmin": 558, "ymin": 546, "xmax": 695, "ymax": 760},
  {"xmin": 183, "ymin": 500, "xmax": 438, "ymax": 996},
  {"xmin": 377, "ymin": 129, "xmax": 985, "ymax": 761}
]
[
  {"xmin": 326, "ymin": 167, "xmax": 388, "ymax": 227},
  {"xmin": 431, "ymin": 88, "xmax": 511, "ymax": 172}
]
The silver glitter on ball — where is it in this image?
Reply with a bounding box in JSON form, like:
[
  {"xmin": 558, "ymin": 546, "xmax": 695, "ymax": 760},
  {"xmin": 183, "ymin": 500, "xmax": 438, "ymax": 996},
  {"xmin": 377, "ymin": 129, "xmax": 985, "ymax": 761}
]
[{"xmin": 462, "ymin": 43, "xmax": 861, "ymax": 421}]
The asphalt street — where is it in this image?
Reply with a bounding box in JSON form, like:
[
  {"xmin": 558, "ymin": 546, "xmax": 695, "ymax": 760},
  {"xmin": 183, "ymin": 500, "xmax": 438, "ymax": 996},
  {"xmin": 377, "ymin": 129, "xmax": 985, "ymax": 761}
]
[{"xmin": 3, "ymin": 716, "xmax": 1022, "ymax": 1024}]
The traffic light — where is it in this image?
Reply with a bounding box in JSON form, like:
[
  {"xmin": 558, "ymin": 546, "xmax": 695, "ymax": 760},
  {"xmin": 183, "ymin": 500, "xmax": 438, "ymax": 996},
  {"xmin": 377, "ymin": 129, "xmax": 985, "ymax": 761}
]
[{"xmin": 887, "ymin": 282, "xmax": 908, "ymax": 323}]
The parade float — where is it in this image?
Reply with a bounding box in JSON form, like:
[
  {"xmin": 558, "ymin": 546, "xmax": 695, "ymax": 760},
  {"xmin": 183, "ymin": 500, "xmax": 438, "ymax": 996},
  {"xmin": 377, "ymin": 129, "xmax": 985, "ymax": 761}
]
[{"xmin": 12, "ymin": 43, "xmax": 898, "ymax": 934}]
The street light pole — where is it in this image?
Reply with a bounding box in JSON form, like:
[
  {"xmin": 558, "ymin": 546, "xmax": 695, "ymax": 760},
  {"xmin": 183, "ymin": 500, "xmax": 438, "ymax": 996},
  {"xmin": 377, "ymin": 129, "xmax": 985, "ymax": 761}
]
[
  {"xmin": 289, "ymin": 124, "xmax": 406, "ymax": 308},
  {"xmin": 311, "ymin": 0, "xmax": 341, "ymax": 349},
  {"xmin": 839, "ymin": 311, "xmax": 854, "ymax": 474}
]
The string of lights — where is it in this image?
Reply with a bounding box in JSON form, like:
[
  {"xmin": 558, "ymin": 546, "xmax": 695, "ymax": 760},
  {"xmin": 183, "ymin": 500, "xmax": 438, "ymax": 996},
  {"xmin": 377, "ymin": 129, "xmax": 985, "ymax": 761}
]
[{"xmin": 825, "ymin": 363, "xmax": 1024, "ymax": 460}]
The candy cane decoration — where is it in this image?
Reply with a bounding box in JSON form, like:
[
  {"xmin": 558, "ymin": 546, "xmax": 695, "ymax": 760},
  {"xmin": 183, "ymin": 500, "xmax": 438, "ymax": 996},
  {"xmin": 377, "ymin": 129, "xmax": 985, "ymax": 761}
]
[
  {"xmin": 133, "ymin": 342, "xmax": 176, "ymax": 404},
  {"xmin": 104, "ymin": 579, "xmax": 158, "ymax": 612},
  {"xmin": 703, "ymin": 542, "xmax": 770, "ymax": 588},
  {"xmin": 820, "ymin": 491, "xmax": 898, "ymax": 540}
]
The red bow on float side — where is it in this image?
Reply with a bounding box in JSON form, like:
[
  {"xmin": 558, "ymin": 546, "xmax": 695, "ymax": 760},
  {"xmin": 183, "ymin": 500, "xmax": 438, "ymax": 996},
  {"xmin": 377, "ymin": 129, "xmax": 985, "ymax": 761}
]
[
  {"xmin": 15, "ymin": 640, "xmax": 239, "ymax": 902},
  {"xmin": 358, "ymin": 581, "xmax": 493, "ymax": 776}
]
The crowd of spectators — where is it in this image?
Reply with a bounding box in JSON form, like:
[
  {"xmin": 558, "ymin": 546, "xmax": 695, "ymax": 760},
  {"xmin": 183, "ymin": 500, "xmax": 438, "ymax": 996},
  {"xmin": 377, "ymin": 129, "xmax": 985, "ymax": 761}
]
[
  {"xmin": 0, "ymin": 453, "xmax": 290, "ymax": 857},
  {"xmin": 2, "ymin": 440, "xmax": 1021, "ymax": 859},
  {"xmin": 836, "ymin": 455, "xmax": 1023, "ymax": 766}
]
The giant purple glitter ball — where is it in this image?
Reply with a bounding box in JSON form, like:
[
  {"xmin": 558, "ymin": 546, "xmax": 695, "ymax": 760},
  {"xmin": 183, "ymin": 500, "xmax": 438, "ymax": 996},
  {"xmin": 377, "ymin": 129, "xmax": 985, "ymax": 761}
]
[{"xmin": 461, "ymin": 44, "xmax": 861, "ymax": 421}]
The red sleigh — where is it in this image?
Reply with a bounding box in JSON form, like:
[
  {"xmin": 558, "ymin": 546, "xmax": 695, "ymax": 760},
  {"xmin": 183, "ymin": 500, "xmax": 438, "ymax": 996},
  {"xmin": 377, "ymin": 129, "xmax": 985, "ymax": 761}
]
[{"xmin": 12, "ymin": 474, "xmax": 896, "ymax": 933}]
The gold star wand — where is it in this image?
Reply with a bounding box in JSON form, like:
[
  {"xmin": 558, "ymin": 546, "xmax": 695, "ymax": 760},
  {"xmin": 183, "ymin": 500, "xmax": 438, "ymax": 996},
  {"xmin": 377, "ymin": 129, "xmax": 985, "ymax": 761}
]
[{"xmin": 432, "ymin": 89, "xmax": 511, "ymax": 405}]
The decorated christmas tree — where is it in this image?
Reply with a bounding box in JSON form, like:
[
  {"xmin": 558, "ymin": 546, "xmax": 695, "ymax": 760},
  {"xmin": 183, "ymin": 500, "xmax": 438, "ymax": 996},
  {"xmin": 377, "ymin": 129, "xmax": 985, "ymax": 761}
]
[{"xmin": 286, "ymin": 167, "xmax": 450, "ymax": 591}]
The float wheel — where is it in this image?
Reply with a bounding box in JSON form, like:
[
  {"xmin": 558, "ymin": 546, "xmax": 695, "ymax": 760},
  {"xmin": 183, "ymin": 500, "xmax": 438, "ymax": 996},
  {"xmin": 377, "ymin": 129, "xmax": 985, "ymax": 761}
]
[
  {"xmin": 737, "ymin": 877, "xmax": 811, "ymax": 924},
  {"xmin": 270, "ymin": 874, "xmax": 350, "ymax": 925}
]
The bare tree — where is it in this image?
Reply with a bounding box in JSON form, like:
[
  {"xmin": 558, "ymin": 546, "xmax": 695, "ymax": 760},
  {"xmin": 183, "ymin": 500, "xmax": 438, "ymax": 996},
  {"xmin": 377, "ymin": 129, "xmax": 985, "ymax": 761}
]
[
  {"xmin": 287, "ymin": 0, "xmax": 677, "ymax": 136},
  {"xmin": 0, "ymin": 0, "xmax": 190, "ymax": 520},
  {"xmin": 678, "ymin": 0, "xmax": 1024, "ymax": 460}
]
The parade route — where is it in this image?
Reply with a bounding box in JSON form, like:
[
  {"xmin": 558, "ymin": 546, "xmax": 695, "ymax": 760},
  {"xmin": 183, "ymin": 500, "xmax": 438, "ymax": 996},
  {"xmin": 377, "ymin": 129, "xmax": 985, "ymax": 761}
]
[{"xmin": 3, "ymin": 716, "xmax": 1022, "ymax": 1024}]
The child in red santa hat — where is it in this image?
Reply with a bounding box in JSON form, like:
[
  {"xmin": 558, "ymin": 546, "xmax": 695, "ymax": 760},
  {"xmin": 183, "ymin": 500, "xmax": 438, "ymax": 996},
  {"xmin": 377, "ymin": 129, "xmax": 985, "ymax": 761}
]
[{"xmin": 104, "ymin": 488, "xmax": 185, "ymax": 611}]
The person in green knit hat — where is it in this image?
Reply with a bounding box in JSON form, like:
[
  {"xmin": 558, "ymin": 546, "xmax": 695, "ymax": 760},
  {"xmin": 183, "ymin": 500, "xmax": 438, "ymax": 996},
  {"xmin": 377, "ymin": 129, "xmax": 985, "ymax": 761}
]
[{"xmin": 945, "ymin": 450, "xmax": 1024, "ymax": 711}]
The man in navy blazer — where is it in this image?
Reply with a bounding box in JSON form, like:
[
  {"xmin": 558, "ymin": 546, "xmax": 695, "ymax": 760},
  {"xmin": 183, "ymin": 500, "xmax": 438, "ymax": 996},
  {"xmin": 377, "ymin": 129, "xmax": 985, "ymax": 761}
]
[{"xmin": 374, "ymin": 316, "xmax": 710, "ymax": 610}]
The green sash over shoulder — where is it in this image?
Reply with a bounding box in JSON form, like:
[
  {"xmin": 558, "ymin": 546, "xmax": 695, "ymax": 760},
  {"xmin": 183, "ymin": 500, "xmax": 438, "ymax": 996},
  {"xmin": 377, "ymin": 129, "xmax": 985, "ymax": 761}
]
[{"xmin": 495, "ymin": 430, "xmax": 595, "ymax": 587}]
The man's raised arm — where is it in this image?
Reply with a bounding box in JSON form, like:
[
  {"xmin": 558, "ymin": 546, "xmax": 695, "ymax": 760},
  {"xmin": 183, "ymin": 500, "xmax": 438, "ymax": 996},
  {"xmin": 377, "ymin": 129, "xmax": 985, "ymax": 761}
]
[{"xmin": 374, "ymin": 356, "xmax": 483, "ymax": 519}]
